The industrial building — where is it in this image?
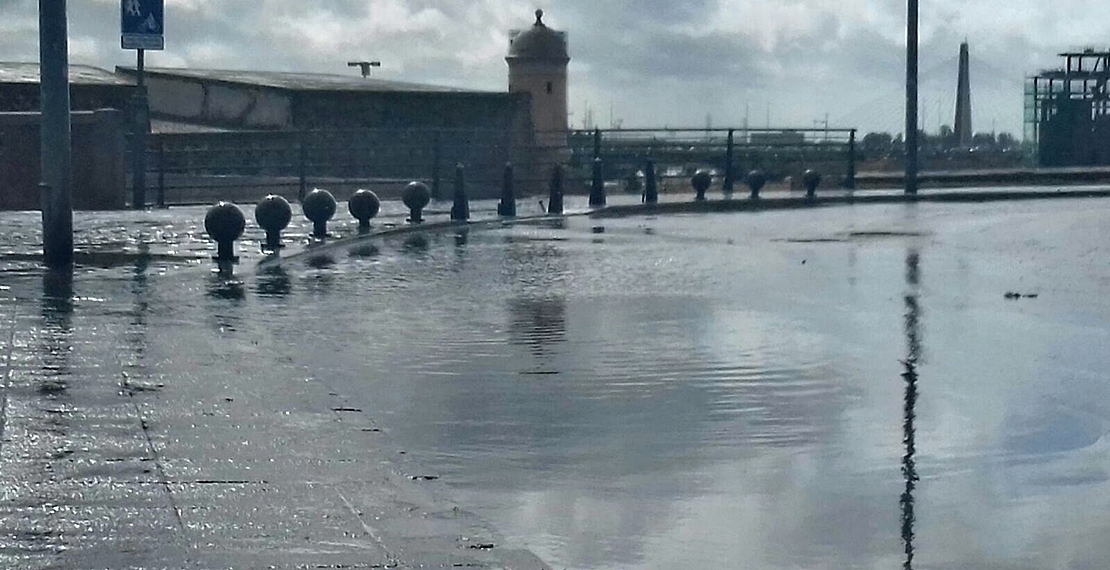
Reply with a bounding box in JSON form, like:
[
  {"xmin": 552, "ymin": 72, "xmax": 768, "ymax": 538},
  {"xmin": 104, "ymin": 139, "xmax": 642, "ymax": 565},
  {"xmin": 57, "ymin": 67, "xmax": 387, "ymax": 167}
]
[
  {"xmin": 1026, "ymin": 50, "xmax": 1110, "ymax": 166},
  {"xmin": 0, "ymin": 64, "xmax": 131, "ymax": 210},
  {"xmin": 0, "ymin": 10, "xmax": 572, "ymax": 208}
]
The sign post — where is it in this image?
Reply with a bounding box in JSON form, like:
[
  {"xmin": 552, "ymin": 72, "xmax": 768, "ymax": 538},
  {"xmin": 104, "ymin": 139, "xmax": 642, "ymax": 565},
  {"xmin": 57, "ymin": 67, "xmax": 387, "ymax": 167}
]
[{"xmin": 121, "ymin": 0, "xmax": 164, "ymax": 209}]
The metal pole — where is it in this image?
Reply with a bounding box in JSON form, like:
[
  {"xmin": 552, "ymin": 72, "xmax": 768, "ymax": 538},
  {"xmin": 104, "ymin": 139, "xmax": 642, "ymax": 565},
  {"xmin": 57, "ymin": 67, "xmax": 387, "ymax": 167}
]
[
  {"xmin": 431, "ymin": 131, "xmax": 442, "ymax": 201},
  {"xmin": 39, "ymin": 0, "xmax": 73, "ymax": 267},
  {"xmin": 592, "ymin": 128, "xmax": 601, "ymax": 160},
  {"xmin": 905, "ymin": 0, "xmax": 919, "ymax": 195},
  {"xmin": 298, "ymin": 132, "xmax": 307, "ymax": 201},
  {"xmin": 723, "ymin": 129, "xmax": 735, "ymax": 195},
  {"xmin": 846, "ymin": 129, "xmax": 857, "ymax": 189},
  {"xmin": 131, "ymin": 48, "xmax": 148, "ymax": 208},
  {"xmin": 156, "ymin": 136, "xmax": 166, "ymax": 208}
]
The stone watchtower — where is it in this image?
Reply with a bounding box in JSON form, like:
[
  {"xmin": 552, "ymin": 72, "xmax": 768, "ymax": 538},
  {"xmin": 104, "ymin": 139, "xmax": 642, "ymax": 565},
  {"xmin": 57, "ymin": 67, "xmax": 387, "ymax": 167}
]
[{"xmin": 507, "ymin": 9, "xmax": 569, "ymax": 148}]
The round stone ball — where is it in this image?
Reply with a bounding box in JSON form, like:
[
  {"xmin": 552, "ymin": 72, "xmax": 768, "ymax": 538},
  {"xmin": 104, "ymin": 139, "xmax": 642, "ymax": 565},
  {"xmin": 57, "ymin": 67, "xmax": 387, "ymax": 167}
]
[
  {"xmin": 254, "ymin": 194, "xmax": 292, "ymax": 232},
  {"xmin": 691, "ymin": 170, "xmax": 713, "ymax": 193},
  {"xmin": 803, "ymin": 169, "xmax": 822, "ymax": 192},
  {"xmin": 302, "ymin": 188, "xmax": 337, "ymax": 224},
  {"xmin": 348, "ymin": 189, "xmax": 381, "ymax": 222},
  {"xmin": 746, "ymin": 170, "xmax": 767, "ymax": 191},
  {"xmin": 204, "ymin": 201, "xmax": 246, "ymax": 244},
  {"xmin": 402, "ymin": 181, "xmax": 431, "ymax": 211}
]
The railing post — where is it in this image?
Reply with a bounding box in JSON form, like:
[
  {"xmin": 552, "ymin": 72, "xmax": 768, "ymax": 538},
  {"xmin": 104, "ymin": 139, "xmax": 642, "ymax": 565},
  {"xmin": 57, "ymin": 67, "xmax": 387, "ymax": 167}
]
[
  {"xmin": 723, "ymin": 128, "xmax": 735, "ymax": 196},
  {"xmin": 431, "ymin": 131, "xmax": 442, "ymax": 201},
  {"xmin": 846, "ymin": 128, "xmax": 857, "ymax": 190},
  {"xmin": 157, "ymin": 136, "xmax": 166, "ymax": 208},
  {"xmin": 298, "ymin": 131, "xmax": 307, "ymax": 202}
]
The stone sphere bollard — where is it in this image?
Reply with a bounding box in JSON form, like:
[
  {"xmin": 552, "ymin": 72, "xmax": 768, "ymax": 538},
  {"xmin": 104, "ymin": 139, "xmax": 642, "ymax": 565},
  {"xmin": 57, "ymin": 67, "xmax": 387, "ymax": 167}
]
[
  {"xmin": 204, "ymin": 201, "xmax": 246, "ymax": 261},
  {"xmin": 302, "ymin": 188, "xmax": 337, "ymax": 238},
  {"xmin": 691, "ymin": 170, "xmax": 712, "ymax": 201},
  {"xmin": 746, "ymin": 170, "xmax": 767, "ymax": 199},
  {"xmin": 255, "ymin": 195, "xmax": 292, "ymax": 250},
  {"xmin": 803, "ymin": 170, "xmax": 822, "ymax": 198},
  {"xmin": 348, "ymin": 189, "xmax": 381, "ymax": 232},
  {"xmin": 402, "ymin": 181, "xmax": 431, "ymax": 223}
]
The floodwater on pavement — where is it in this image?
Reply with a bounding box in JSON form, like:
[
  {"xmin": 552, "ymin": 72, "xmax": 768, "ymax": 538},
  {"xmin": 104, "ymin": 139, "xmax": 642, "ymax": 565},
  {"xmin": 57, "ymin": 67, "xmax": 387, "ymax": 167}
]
[{"xmin": 3, "ymin": 196, "xmax": 1110, "ymax": 569}]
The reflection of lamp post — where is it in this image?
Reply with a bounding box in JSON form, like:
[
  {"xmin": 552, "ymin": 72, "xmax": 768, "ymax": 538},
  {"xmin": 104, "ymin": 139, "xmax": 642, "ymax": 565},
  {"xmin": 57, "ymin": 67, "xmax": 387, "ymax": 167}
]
[{"xmin": 347, "ymin": 61, "xmax": 381, "ymax": 78}]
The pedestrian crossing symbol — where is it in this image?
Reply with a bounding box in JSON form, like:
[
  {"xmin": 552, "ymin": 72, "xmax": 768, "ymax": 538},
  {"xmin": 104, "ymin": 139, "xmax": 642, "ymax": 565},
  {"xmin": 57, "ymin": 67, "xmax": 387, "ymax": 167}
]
[{"xmin": 121, "ymin": 0, "xmax": 164, "ymax": 50}]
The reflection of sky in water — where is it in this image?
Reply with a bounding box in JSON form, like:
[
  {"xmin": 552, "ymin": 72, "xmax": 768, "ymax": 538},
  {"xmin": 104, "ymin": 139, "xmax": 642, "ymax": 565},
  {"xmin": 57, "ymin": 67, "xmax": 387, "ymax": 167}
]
[
  {"xmin": 3, "ymin": 198, "xmax": 1109, "ymax": 569},
  {"xmin": 243, "ymin": 200, "xmax": 1110, "ymax": 569}
]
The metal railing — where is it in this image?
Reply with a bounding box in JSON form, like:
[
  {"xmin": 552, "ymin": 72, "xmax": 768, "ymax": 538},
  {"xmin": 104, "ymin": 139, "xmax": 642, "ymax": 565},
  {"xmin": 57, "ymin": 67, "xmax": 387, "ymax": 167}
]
[{"xmin": 131, "ymin": 126, "xmax": 857, "ymax": 207}]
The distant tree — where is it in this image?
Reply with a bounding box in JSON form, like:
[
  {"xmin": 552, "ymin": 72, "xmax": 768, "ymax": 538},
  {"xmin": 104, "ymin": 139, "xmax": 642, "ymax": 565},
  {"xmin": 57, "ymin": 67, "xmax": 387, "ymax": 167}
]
[
  {"xmin": 861, "ymin": 132, "xmax": 894, "ymax": 159},
  {"xmin": 996, "ymin": 132, "xmax": 1018, "ymax": 150},
  {"xmin": 938, "ymin": 125, "xmax": 958, "ymax": 150},
  {"xmin": 972, "ymin": 132, "xmax": 997, "ymax": 147}
]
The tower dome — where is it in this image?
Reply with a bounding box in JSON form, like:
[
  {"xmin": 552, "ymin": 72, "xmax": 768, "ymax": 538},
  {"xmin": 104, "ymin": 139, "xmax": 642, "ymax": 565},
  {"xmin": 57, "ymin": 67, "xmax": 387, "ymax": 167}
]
[
  {"xmin": 507, "ymin": 10, "xmax": 569, "ymax": 63},
  {"xmin": 507, "ymin": 8, "xmax": 569, "ymax": 151}
]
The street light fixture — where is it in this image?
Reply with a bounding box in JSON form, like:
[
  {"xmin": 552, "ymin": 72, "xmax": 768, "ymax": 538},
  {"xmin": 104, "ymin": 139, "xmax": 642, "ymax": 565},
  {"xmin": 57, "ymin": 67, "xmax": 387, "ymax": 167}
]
[{"xmin": 347, "ymin": 61, "xmax": 381, "ymax": 78}]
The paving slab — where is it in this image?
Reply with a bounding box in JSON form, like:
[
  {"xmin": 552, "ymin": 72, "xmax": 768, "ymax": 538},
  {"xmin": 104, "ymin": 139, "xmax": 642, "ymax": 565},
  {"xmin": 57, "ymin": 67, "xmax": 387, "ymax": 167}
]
[{"xmin": 0, "ymin": 265, "xmax": 549, "ymax": 569}]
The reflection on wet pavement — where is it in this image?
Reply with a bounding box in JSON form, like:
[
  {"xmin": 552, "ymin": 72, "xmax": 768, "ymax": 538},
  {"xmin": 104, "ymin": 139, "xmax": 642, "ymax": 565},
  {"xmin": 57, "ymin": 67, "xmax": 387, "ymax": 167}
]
[
  {"xmin": 901, "ymin": 249, "xmax": 921, "ymax": 570},
  {"xmin": 2, "ymin": 198, "xmax": 1110, "ymax": 569}
]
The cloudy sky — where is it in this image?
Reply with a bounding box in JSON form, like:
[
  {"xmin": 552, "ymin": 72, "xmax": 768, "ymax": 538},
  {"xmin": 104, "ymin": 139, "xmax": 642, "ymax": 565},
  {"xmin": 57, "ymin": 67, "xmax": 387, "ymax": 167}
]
[{"xmin": 0, "ymin": 0, "xmax": 1104, "ymax": 136}]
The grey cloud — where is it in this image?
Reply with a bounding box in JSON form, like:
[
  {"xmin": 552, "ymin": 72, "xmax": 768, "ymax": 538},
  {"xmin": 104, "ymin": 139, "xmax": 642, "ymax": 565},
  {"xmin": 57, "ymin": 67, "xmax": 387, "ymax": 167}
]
[{"xmin": 0, "ymin": 0, "xmax": 1087, "ymax": 134}]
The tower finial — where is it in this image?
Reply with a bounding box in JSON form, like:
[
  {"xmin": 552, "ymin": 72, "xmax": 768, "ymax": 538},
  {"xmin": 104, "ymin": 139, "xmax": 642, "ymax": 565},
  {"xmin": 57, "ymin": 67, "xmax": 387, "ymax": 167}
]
[{"xmin": 535, "ymin": 9, "xmax": 544, "ymax": 25}]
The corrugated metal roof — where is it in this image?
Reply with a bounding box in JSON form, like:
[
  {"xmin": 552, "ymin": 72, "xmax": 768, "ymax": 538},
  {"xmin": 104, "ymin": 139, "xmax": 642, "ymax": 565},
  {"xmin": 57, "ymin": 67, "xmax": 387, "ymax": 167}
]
[
  {"xmin": 0, "ymin": 62, "xmax": 136, "ymax": 86},
  {"xmin": 117, "ymin": 67, "xmax": 497, "ymax": 94}
]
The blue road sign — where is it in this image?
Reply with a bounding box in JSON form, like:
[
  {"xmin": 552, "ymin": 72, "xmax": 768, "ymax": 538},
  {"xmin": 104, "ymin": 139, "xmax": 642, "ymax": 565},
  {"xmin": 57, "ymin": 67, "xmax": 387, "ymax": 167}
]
[{"xmin": 121, "ymin": 0, "xmax": 164, "ymax": 50}]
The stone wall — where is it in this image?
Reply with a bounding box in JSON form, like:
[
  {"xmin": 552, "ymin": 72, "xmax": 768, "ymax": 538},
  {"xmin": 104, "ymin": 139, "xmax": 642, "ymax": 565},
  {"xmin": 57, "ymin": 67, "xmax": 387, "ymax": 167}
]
[{"xmin": 0, "ymin": 109, "xmax": 127, "ymax": 211}]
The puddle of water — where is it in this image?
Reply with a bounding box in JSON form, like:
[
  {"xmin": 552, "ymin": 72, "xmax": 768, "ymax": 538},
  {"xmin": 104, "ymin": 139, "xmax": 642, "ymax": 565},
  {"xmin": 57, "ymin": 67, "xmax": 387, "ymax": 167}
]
[{"xmin": 3, "ymin": 197, "xmax": 1110, "ymax": 570}]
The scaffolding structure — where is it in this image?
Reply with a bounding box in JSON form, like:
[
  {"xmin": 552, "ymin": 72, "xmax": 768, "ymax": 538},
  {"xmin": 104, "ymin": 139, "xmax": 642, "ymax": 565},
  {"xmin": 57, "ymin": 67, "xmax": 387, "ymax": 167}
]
[{"xmin": 1026, "ymin": 49, "xmax": 1110, "ymax": 166}]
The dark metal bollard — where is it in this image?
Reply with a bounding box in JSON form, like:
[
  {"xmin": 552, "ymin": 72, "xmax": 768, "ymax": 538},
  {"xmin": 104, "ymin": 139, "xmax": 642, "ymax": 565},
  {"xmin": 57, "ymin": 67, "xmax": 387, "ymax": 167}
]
[
  {"xmin": 255, "ymin": 195, "xmax": 292, "ymax": 251},
  {"xmin": 644, "ymin": 159, "xmax": 658, "ymax": 204},
  {"xmin": 548, "ymin": 164, "xmax": 564, "ymax": 215},
  {"xmin": 205, "ymin": 202, "xmax": 246, "ymax": 262},
  {"xmin": 589, "ymin": 157, "xmax": 606, "ymax": 207},
  {"xmin": 302, "ymin": 188, "xmax": 337, "ymax": 238},
  {"xmin": 451, "ymin": 163, "xmax": 469, "ymax": 221},
  {"xmin": 348, "ymin": 189, "xmax": 381, "ymax": 232},
  {"xmin": 692, "ymin": 170, "xmax": 712, "ymax": 201},
  {"xmin": 803, "ymin": 170, "xmax": 822, "ymax": 198},
  {"xmin": 498, "ymin": 163, "xmax": 516, "ymax": 217},
  {"xmin": 402, "ymin": 181, "xmax": 431, "ymax": 223},
  {"xmin": 746, "ymin": 170, "xmax": 766, "ymax": 199}
]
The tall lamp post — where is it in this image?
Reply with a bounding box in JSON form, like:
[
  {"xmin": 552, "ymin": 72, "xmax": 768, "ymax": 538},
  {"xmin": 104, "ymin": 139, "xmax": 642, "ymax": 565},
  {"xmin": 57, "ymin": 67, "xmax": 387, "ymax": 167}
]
[
  {"xmin": 905, "ymin": 0, "xmax": 919, "ymax": 195},
  {"xmin": 40, "ymin": 0, "xmax": 73, "ymax": 266}
]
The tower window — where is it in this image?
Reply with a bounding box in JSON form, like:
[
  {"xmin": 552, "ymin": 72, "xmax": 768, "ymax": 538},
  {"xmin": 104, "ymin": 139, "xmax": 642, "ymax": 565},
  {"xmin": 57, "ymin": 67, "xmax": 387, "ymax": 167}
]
[{"xmin": 546, "ymin": 81, "xmax": 553, "ymax": 94}]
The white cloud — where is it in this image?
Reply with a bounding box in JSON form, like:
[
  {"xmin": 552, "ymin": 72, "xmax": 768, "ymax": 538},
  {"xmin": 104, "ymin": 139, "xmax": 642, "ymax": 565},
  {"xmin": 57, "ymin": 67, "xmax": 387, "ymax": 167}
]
[{"xmin": 0, "ymin": 0, "xmax": 1101, "ymax": 135}]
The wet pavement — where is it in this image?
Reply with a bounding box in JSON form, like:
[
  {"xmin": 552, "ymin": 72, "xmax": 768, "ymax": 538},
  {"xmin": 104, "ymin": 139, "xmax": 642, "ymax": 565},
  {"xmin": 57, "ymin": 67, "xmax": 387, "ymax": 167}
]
[{"xmin": 2, "ymin": 191, "xmax": 1110, "ymax": 569}]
